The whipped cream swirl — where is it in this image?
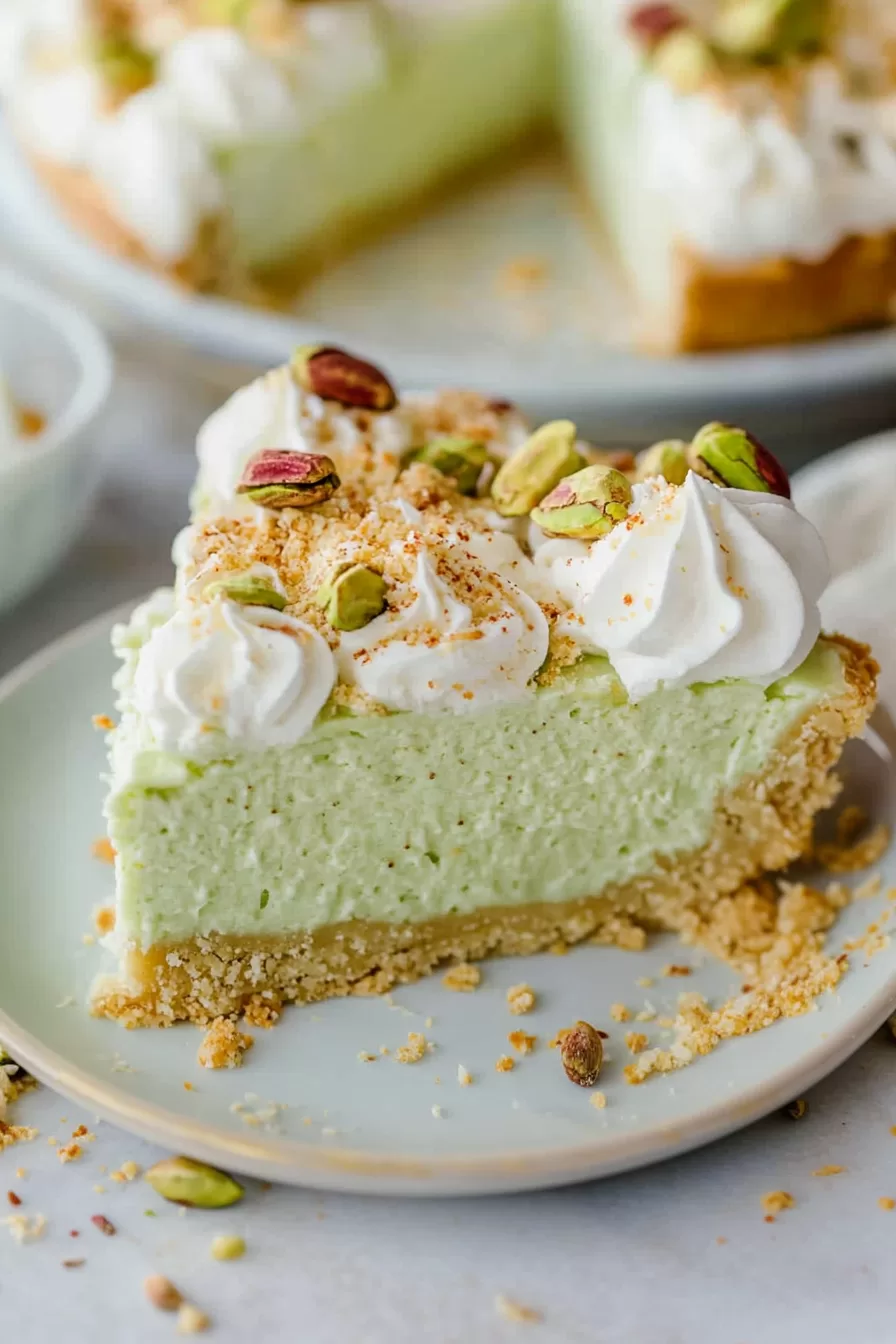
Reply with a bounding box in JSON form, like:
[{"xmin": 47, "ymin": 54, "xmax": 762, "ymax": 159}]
[
  {"xmin": 338, "ymin": 528, "xmax": 550, "ymax": 713},
  {"xmin": 534, "ymin": 473, "xmax": 828, "ymax": 701},
  {"xmin": 133, "ymin": 595, "xmax": 335, "ymax": 755},
  {"xmin": 195, "ymin": 365, "xmax": 413, "ymax": 505}
]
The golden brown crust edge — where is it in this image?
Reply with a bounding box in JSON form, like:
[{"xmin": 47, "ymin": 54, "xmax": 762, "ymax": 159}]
[
  {"xmin": 91, "ymin": 636, "xmax": 878, "ymax": 1027},
  {"xmin": 30, "ymin": 155, "xmax": 224, "ymax": 292},
  {"xmin": 645, "ymin": 234, "xmax": 896, "ymax": 353}
]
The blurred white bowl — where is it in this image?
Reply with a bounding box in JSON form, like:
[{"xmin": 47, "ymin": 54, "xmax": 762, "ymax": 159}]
[{"xmin": 0, "ymin": 271, "xmax": 113, "ymax": 616}]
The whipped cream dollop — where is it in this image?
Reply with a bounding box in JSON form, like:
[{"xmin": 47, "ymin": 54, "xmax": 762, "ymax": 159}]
[
  {"xmin": 640, "ymin": 57, "xmax": 896, "ymax": 264},
  {"xmin": 195, "ymin": 365, "xmax": 414, "ymax": 505},
  {"xmin": 92, "ymin": 85, "xmax": 223, "ymax": 263},
  {"xmin": 132, "ymin": 595, "xmax": 336, "ymax": 755},
  {"xmin": 534, "ymin": 473, "xmax": 829, "ymax": 701},
  {"xmin": 338, "ymin": 527, "xmax": 550, "ymax": 713}
]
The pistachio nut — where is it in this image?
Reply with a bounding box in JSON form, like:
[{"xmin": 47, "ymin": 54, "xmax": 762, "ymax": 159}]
[
  {"xmin": 93, "ymin": 34, "xmax": 156, "ymax": 97},
  {"xmin": 530, "ymin": 464, "xmax": 633, "ymax": 540},
  {"xmin": 315, "ymin": 563, "xmax": 387, "ymax": 632},
  {"xmin": 634, "ymin": 439, "xmax": 690, "ymax": 485},
  {"xmin": 210, "ymin": 1235, "xmax": 246, "ymax": 1261},
  {"xmin": 688, "ymin": 422, "xmax": 791, "ymax": 497},
  {"xmin": 713, "ymin": 0, "xmax": 827, "ymax": 59},
  {"xmin": 651, "ymin": 28, "xmax": 716, "ymax": 93},
  {"xmin": 197, "ymin": 0, "xmax": 252, "ymax": 23},
  {"xmin": 626, "ymin": 2, "xmax": 689, "ymax": 49},
  {"xmin": 291, "ymin": 345, "xmax": 397, "ymax": 412},
  {"xmin": 406, "ymin": 437, "xmax": 490, "ymax": 495},
  {"xmin": 236, "ymin": 448, "xmax": 340, "ymax": 509},
  {"xmin": 204, "ymin": 573, "xmax": 287, "ymax": 610},
  {"xmin": 560, "ymin": 1021, "xmax": 604, "ymax": 1088},
  {"xmin": 491, "ymin": 420, "xmax": 584, "ymax": 517},
  {"xmin": 145, "ymin": 1157, "xmax": 244, "ymax": 1209}
]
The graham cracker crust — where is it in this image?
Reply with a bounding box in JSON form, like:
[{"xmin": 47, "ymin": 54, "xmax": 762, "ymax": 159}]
[
  {"xmin": 91, "ymin": 636, "xmax": 878, "ymax": 1027},
  {"xmin": 30, "ymin": 155, "xmax": 226, "ymax": 293},
  {"xmin": 654, "ymin": 232, "xmax": 896, "ymax": 353}
]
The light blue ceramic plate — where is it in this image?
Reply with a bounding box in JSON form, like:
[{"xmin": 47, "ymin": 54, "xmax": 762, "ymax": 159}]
[{"xmin": 1, "ymin": 606, "xmax": 894, "ymax": 1197}]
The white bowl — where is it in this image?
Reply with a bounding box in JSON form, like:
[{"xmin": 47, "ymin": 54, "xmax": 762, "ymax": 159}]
[{"xmin": 0, "ymin": 271, "xmax": 113, "ymax": 616}]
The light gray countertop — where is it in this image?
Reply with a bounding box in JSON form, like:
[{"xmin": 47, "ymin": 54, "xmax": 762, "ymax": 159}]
[{"xmin": 2, "ymin": 341, "xmax": 896, "ymax": 1344}]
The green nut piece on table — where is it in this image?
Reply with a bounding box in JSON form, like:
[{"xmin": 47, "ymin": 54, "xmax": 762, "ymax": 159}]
[
  {"xmin": 634, "ymin": 439, "xmax": 690, "ymax": 485},
  {"xmin": 291, "ymin": 344, "xmax": 397, "ymax": 412},
  {"xmin": 204, "ymin": 573, "xmax": 287, "ymax": 611},
  {"xmin": 651, "ymin": 28, "xmax": 717, "ymax": 93},
  {"xmin": 316, "ymin": 563, "xmax": 388, "ymax": 632},
  {"xmin": 406, "ymin": 437, "xmax": 490, "ymax": 495},
  {"xmin": 713, "ymin": 0, "xmax": 828, "ymax": 60},
  {"xmin": 491, "ymin": 420, "xmax": 584, "ymax": 517},
  {"xmin": 236, "ymin": 448, "xmax": 340, "ymax": 509},
  {"xmin": 145, "ymin": 1157, "xmax": 244, "ymax": 1209},
  {"xmin": 530, "ymin": 464, "xmax": 633, "ymax": 540},
  {"xmin": 688, "ymin": 422, "xmax": 791, "ymax": 497}
]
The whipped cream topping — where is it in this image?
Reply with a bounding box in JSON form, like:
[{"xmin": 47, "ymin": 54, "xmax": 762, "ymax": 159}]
[
  {"xmin": 641, "ymin": 60, "xmax": 896, "ymax": 265},
  {"xmin": 534, "ymin": 473, "xmax": 828, "ymax": 700},
  {"xmin": 132, "ymin": 594, "xmax": 336, "ymax": 755},
  {"xmin": 92, "ymin": 85, "xmax": 223, "ymax": 263},
  {"xmin": 5, "ymin": 5, "xmax": 390, "ymax": 262},
  {"xmin": 337, "ymin": 527, "xmax": 550, "ymax": 714},
  {"xmin": 195, "ymin": 364, "xmax": 415, "ymax": 506}
]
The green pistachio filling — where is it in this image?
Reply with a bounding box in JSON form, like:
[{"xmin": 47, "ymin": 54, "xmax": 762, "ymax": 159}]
[{"xmin": 106, "ymin": 624, "xmax": 845, "ymax": 948}]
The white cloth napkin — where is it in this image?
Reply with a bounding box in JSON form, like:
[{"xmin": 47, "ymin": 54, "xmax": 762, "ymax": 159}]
[{"xmin": 793, "ymin": 434, "xmax": 896, "ymax": 712}]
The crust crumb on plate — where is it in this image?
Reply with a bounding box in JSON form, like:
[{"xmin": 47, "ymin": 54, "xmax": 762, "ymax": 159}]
[{"xmin": 197, "ymin": 1018, "xmax": 254, "ymax": 1071}]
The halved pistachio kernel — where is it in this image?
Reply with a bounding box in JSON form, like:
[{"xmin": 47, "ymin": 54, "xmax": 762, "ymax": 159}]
[
  {"xmin": 92, "ymin": 33, "xmax": 156, "ymax": 97},
  {"xmin": 204, "ymin": 574, "xmax": 287, "ymax": 611},
  {"xmin": 626, "ymin": 2, "xmax": 689, "ymax": 49},
  {"xmin": 406, "ymin": 437, "xmax": 490, "ymax": 495},
  {"xmin": 290, "ymin": 345, "xmax": 397, "ymax": 412},
  {"xmin": 491, "ymin": 420, "xmax": 584, "ymax": 518},
  {"xmin": 315, "ymin": 563, "xmax": 387, "ymax": 632},
  {"xmin": 713, "ymin": 0, "xmax": 827, "ymax": 59},
  {"xmin": 688, "ymin": 422, "xmax": 790, "ymax": 497},
  {"xmin": 236, "ymin": 448, "xmax": 340, "ymax": 509},
  {"xmin": 634, "ymin": 439, "xmax": 690, "ymax": 485},
  {"xmin": 651, "ymin": 28, "xmax": 716, "ymax": 93},
  {"xmin": 530, "ymin": 464, "xmax": 633, "ymax": 540},
  {"xmin": 145, "ymin": 1157, "xmax": 244, "ymax": 1209}
]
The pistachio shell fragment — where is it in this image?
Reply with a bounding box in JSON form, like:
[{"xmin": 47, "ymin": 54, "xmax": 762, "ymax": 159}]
[
  {"xmin": 145, "ymin": 1157, "xmax": 244, "ymax": 1209},
  {"xmin": 316, "ymin": 563, "xmax": 387, "ymax": 632},
  {"xmin": 688, "ymin": 422, "xmax": 791, "ymax": 497},
  {"xmin": 491, "ymin": 420, "xmax": 584, "ymax": 517},
  {"xmin": 560, "ymin": 1021, "xmax": 604, "ymax": 1088},
  {"xmin": 204, "ymin": 573, "xmax": 287, "ymax": 610},
  {"xmin": 407, "ymin": 437, "xmax": 490, "ymax": 495},
  {"xmin": 634, "ymin": 439, "xmax": 690, "ymax": 485},
  {"xmin": 651, "ymin": 28, "xmax": 716, "ymax": 93},
  {"xmin": 530, "ymin": 464, "xmax": 633, "ymax": 540},
  {"xmin": 236, "ymin": 448, "xmax": 340, "ymax": 509},
  {"xmin": 291, "ymin": 345, "xmax": 397, "ymax": 412}
]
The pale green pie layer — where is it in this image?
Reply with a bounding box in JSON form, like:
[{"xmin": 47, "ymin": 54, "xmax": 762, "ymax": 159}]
[
  {"xmin": 220, "ymin": 0, "xmax": 554, "ymax": 273},
  {"xmin": 106, "ymin": 624, "xmax": 845, "ymax": 950}
]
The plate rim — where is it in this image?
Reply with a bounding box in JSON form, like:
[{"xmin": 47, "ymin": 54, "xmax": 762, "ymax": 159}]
[
  {"xmin": 5, "ymin": 126, "xmax": 896, "ymax": 412},
  {"xmin": 2, "ymin": 601, "xmax": 895, "ymax": 1196}
]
